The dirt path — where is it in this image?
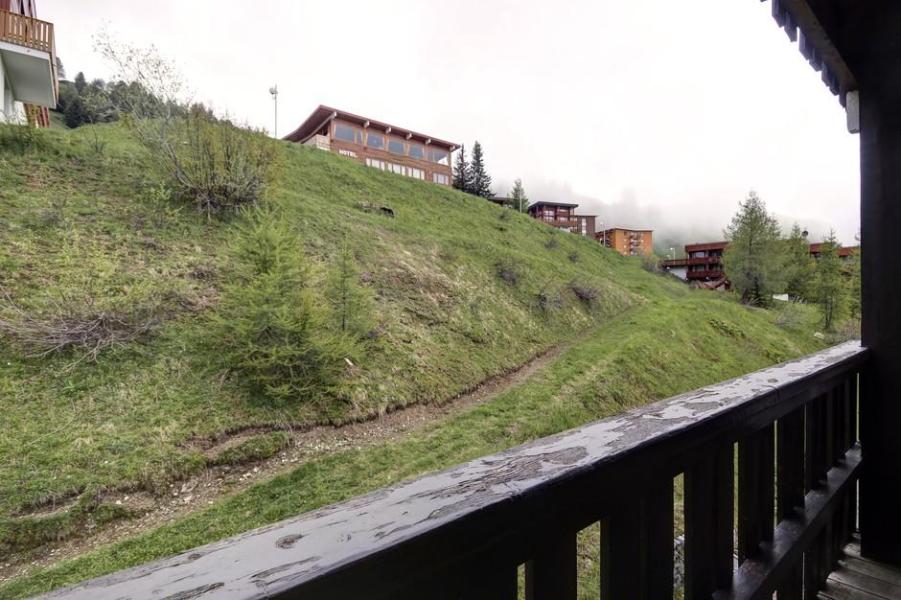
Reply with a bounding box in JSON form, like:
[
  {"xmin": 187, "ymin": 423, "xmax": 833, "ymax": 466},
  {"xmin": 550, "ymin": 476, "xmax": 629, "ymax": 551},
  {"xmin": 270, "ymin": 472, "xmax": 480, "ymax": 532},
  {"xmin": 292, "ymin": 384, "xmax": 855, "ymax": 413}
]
[{"xmin": 0, "ymin": 341, "xmax": 570, "ymax": 583}]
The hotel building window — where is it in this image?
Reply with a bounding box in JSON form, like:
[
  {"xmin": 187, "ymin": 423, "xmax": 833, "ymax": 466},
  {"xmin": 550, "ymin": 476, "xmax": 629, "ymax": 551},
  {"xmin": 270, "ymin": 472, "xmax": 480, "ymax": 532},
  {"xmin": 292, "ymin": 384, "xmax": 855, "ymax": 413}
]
[
  {"xmin": 366, "ymin": 132, "xmax": 385, "ymax": 150},
  {"xmin": 433, "ymin": 173, "xmax": 449, "ymax": 185},
  {"xmin": 429, "ymin": 149, "xmax": 449, "ymax": 166},
  {"xmin": 409, "ymin": 144, "xmax": 424, "ymax": 159},
  {"xmin": 335, "ymin": 124, "xmax": 362, "ymax": 144},
  {"xmin": 388, "ymin": 139, "xmax": 405, "ymax": 155}
]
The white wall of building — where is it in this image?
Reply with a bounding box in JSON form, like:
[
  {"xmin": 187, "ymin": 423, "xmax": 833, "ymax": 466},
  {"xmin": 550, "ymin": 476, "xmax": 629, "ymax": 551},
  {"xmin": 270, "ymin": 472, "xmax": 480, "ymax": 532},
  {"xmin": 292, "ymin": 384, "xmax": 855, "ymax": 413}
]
[
  {"xmin": 0, "ymin": 55, "xmax": 26, "ymax": 124},
  {"xmin": 666, "ymin": 266, "xmax": 688, "ymax": 281}
]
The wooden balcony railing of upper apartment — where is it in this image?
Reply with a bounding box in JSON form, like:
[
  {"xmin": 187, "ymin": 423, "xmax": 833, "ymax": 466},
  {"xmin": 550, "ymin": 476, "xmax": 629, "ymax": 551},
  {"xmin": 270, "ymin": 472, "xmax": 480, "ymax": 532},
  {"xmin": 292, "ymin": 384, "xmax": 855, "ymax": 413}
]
[
  {"xmin": 46, "ymin": 342, "xmax": 866, "ymax": 600},
  {"xmin": 0, "ymin": 9, "xmax": 54, "ymax": 55},
  {"xmin": 688, "ymin": 269, "xmax": 727, "ymax": 280}
]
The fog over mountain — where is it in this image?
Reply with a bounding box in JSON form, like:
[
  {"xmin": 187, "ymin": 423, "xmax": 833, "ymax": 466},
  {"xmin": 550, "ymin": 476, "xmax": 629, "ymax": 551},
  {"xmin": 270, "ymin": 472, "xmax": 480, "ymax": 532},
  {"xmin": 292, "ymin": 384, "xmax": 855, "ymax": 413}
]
[{"xmin": 494, "ymin": 178, "xmax": 850, "ymax": 257}]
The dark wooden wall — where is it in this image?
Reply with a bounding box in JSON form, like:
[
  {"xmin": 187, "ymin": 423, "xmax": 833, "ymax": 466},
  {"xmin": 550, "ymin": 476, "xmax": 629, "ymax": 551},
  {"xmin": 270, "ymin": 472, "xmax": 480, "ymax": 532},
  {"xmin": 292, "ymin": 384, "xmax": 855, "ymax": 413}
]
[{"xmin": 857, "ymin": 3, "xmax": 901, "ymax": 567}]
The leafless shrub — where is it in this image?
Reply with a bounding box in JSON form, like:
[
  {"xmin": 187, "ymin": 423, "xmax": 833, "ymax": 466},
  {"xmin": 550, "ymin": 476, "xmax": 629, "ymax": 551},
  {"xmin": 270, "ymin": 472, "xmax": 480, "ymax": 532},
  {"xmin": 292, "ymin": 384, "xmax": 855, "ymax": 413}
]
[
  {"xmin": 641, "ymin": 253, "xmax": 661, "ymax": 273},
  {"xmin": 495, "ymin": 259, "xmax": 520, "ymax": 285},
  {"xmin": 570, "ymin": 282, "xmax": 600, "ymax": 305},
  {"xmin": 568, "ymin": 251, "xmax": 580, "ymax": 263},
  {"xmin": 535, "ymin": 284, "xmax": 564, "ymax": 315},
  {"xmin": 0, "ymin": 295, "xmax": 162, "ymax": 363},
  {"xmin": 545, "ymin": 236, "xmax": 559, "ymax": 250}
]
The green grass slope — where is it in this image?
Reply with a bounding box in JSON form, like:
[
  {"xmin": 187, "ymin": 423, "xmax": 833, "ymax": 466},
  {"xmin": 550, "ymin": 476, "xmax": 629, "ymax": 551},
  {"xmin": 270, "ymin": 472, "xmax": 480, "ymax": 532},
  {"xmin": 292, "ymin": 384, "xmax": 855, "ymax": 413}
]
[{"xmin": 0, "ymin": 123, "xmax": 826, "ymax": 595}]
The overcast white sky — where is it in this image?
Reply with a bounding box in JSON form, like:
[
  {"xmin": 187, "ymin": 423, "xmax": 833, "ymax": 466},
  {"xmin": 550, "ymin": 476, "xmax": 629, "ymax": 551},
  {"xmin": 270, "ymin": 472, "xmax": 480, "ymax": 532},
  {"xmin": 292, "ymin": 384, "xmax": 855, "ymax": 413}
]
[{"xmin": 42, "ymin": 0, "xmax": 860, "ymax": 250}]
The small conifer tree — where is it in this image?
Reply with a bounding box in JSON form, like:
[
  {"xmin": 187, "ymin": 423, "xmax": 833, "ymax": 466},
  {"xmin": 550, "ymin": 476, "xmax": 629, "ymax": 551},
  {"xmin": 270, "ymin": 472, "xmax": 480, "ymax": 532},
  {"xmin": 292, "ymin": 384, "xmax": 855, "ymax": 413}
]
[
  {"xmin": 469, "ymin": 141, "xmax": 493, "ymax": 198},
  {"xmin": 510, "ymin": 178, "xmax": 529, "ymax": 212},
  {"xmin": 452, "ymin": 145, "xmax": 472, "ymax": 193},
  {"xmin": 210, "ymin": 210, "xmax": 351, "ymax": 402}
]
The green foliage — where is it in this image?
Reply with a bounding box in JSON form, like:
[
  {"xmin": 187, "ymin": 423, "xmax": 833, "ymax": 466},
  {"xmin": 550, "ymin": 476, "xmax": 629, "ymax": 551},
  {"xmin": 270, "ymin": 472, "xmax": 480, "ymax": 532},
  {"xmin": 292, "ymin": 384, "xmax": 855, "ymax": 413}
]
[
  {"xmin": 848, "ymin": 245, "xmax": 861, "ymax": 320},
  {"xmin": 722, "ymin": 191, "xmax": 785, "ymax": 306},
  {"xmin": 452, "ymin": 141, "xmax": 493, "ymax": 198},
  {"xmin": 452, "ymin": 144, "xmax": 472, "ymax": 192},
  {"xmin": 138, "ymin": 112, "xmax": 279, "ymax": 217},
  {"xmin": 814, "ymin": 230, "xmax": 847, "ymax": 331},
  {"xmin": 0, "ymin": 124, "xmax": 830, "ymax": 593},
  {"xmin": 510, "ymin": 178, "xmax": 529, "ymax": 212},
  {"xmin": 0, "ymin": 123, "xmax": 53, "ymax": 155},
  {"xmin": 783, "ymin": 223, "xmax": 816, "ymax": 301},
  {"xmin": 469, "ymin": 141, "xmax": 493, "ymax": 198},
  {"xmin": 208, "ymin": 210, "xmax": 353, "ymax": 402},
  {"xmin": 325, "ymin": 234, "xmax": 375, "ymax": 339}
]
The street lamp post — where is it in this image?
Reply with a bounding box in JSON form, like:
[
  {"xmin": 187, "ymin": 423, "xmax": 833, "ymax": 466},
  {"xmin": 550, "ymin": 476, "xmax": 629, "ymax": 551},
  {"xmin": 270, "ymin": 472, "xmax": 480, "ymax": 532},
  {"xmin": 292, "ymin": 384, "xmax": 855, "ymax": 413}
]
[{"xmin": 269, "ymin": 85, "xmax": 279, "ymax": 138}]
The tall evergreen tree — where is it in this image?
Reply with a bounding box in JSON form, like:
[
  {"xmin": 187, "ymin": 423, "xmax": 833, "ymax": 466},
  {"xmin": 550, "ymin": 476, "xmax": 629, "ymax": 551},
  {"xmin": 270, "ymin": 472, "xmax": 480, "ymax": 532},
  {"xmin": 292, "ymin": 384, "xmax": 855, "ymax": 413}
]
[
  {"xmin": 74, "ymin": 71, "xmax": 87, "ymax": 94},
  {"xmin": 469, "ymin": 141, "xmax": 493, "ymax": 198},
  {"xmin": 848, "ymin": 242, "xmax": 861, "ymax": 320},
  {"xmin": 452, "ymin": 145, "xmax": 472, "ymax": 193},
  {"xmin": 722, "ymin": 191, "xmax": 785, "ymax": 306},
  {"xmin": 784, "ymin": 223, "xmax": 816, "ymax": 301},
  {"xmin": 814, "ymin": 230, "xmax": 847, "ymax": 331},
  {"xmin": 510, "ymin": 178, "xmax": 529, "ymax": 212}
]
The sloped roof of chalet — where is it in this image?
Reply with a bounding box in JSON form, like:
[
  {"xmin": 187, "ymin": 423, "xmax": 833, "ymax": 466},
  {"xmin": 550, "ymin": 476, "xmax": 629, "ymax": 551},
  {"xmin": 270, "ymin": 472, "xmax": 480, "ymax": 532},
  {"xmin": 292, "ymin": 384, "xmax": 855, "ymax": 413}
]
[
  {"xmin": 527, "ymin": 201, "xmax": 580, "ymax": 210},
  {"xmin": 283, "ymin": 105, "xmax": 459, "ymax": 150},
  {"xmin": 599, "ymin": 227, "xmax": 654, "ymax": 234},
  {"xmin": 685, "ymin": 241, "xmax": 729, "ymax": 252},
  {"xmin": 760, "ymin": 0, "xmax": 857, "ymax": 105}
]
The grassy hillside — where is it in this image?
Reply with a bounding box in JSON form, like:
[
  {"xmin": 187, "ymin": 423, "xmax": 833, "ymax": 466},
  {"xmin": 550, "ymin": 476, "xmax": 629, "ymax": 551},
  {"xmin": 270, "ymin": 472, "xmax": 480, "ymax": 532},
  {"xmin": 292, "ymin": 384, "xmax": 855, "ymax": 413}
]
[{"xmin": 0, "ymin": 123, "xmax": 826, "ymax": 596}]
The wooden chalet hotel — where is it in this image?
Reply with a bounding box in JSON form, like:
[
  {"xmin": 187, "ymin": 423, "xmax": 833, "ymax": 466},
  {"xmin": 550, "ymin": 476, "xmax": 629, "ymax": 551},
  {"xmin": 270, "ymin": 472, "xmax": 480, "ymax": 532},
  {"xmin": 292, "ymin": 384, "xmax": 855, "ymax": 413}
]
[
  {"xmin": 663, "ymin": 239, "xmax": 858, "ymax": 284},
  {"xmin": 284, "ymin": 105, "xmax": 458, "ymax": 187},
  {"xmin": 47, "ymin": 2, "xmax": 901, "ymax": 600}
]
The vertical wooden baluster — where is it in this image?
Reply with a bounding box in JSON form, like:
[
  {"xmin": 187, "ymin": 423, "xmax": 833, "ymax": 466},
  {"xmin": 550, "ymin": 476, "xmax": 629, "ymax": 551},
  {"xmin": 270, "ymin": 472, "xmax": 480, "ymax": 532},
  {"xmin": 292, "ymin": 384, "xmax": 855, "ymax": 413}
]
[
  {"xmin": 600, "ymin": 481, "xmax": 674, "ymax": 600},
  {"xmin": 847, "ymin": 373, "xmax": 859, "ymax": 538},
  {"xmin": 824, "ymin": 387, "xmax": 836, "ymax": 468},
  {"xmin": 600, "ymin": 501, "xmax": 641, "ymax": 600},
  {"xmin": 803, "ymin": 543, "xmax": 822, "ymax": 600},
  {"xmin": 684, "ymin": 445, "xmax": 734, "ymax": 600},
  {"xmin": 526, "ymin": 530, "xmax": 577, "ymax": 600},
  {"xmin": 642, "ymin": 478, "xmax": 675, "ymax": 600},
  {"xmin": 465, "ymin": 565, "xmax": 518, "ymax": 600},
  {"xmin": 777, "ymin": 409, "xmax": 805, "ymax": 600},
  {"xmin": 805, "ymin": 395, "xmax": 826, "ymax": 492},
  {"xmin": 738, "ymin": 424, "xmax": 775, "ymax": 563}
]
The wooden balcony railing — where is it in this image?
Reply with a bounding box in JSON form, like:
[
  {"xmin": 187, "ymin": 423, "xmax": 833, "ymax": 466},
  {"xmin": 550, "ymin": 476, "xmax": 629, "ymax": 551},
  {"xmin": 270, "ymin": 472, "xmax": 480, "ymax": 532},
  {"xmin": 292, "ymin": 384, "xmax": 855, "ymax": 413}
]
[
  {"xmin": 0, "ymin": 9, "xmax": 54, "ymax": 54},
  {"xmin": 45, "ymin": 342, "xmax": 866, "ymax": 600}
]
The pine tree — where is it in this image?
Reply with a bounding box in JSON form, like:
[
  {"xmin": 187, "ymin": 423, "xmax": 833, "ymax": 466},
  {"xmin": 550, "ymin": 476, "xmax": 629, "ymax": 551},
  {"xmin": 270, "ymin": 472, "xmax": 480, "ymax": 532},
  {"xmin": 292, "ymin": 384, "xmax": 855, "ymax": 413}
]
[
  {"xmin": 209, "ymin": 210, "xmax": 353, "ymax": 402},
  {"xmin": 452, "ymin": 145, "xmax": 472, "ymax": 193},
  {"xmin": 469, "ymin": 141, "xmax": 493, "ymax": 198},
  {"xmin": 722, "ymin": 191, "xmax": 785, "ymax": 306},
  {"xmin": 510, "ymin": 178, "xmax": 529, "ymax": 212},
  {"xmin": 784, "ymin": 223, "xmax": 816, "ymax": 301},
  {"xmin": 74, "ymin": 71, "xmax": 87, "ymax": 94},
  {"xmin": 848, "ymin": 244, "xmax": 861, "ymax": 320},
  {"xmin": 326, "ymin": 234, "xmax": 375, "ymax": 339},
  {"xmin": 815, "ymin": 230, "xmax": 847, "ymax": 331}
]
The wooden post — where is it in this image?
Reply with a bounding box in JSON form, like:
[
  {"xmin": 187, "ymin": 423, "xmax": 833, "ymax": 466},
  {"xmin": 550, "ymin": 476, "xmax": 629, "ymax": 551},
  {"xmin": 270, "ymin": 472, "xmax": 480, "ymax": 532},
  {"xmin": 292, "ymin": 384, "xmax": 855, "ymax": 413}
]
[{"xmin": 860, "ymin": 50, "xmax": 901, "ymax": 566}]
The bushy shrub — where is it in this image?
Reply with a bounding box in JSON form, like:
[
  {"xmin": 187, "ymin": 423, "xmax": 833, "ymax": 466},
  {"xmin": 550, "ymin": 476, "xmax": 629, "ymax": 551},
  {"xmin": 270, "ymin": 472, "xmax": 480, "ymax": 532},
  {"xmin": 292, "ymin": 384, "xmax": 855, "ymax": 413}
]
[
  {"xmin": 0, "ymin": 124, "xmax": 52, "ymax": 155},
  {"xmin": 140, "ymin": 112, "xmax": 278, "ymax": 218},
  {"xmin": 570, "ymin": 282, "xmax": 600, "ymax": 306},
  {"xmin": 495, "ymin": 258, "xmax": 520, "ymax": 285},
  {"xmin": 641, "ymin": 253, "xmax": 661, "ymax": 273},
  {"xmin": 209, "ymin": 211, "xmax": 355, "ymax": 402}
]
